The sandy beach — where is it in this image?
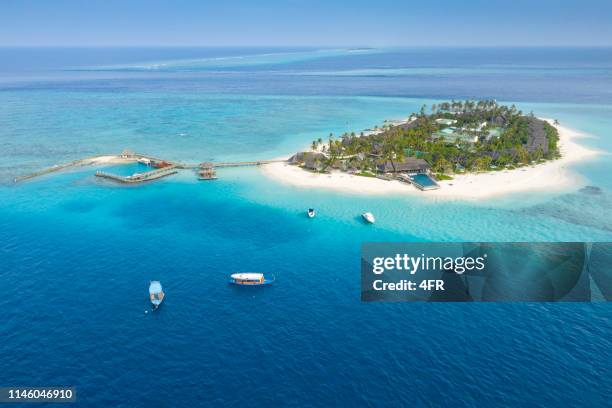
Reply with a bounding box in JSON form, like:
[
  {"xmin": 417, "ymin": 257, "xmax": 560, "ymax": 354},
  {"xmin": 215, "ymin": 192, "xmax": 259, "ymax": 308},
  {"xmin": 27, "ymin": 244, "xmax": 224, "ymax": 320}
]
[
  {"xmin": 86, "ymin": 155, "xmax": 133, "ymax": 165},
  {"xmin": 261, "ymin": 120, "xmax": 600, "ymax": 200}
]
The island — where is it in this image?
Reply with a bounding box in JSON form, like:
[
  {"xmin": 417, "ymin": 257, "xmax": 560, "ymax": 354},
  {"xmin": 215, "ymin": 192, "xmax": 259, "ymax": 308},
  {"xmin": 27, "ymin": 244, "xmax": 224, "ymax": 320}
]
[
  {"xmin": 263, "ymin": 100, "xmax": 596, "ymax": 199},
  {"xmin": 13, "ymin": 99, "xmax": 597, "ymax": 200}
]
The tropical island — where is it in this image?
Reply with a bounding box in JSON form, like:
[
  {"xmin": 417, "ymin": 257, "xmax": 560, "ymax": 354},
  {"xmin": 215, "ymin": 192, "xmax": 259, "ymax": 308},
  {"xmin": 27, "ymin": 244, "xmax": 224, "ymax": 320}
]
[
  {"xmin": 293, "ymin": 100, "xmax": 559, "ymax": 181},
  {"xmin": 263, "ymin": 100, "xmax": 596, "ymax": 199},
  {"xmin": 12, "ymin": 98, "xmax": 596, "ymax": 200}
]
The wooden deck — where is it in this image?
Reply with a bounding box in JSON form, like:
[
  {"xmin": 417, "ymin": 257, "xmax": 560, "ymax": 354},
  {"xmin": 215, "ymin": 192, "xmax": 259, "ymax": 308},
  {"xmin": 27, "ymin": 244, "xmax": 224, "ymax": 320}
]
[
  {"xmin": 13, "ymin": 156, "xmax": 105, "ymax": 183},
  {"xmin": 178, "ymin": 159, "xmax": 286, "ymax": 169},
  {"xmin": 14, "ymin": 151, "xmax": 287, "ymax": 184},
  {"xmin": 214, "ymin": 159, "xmax": 285, "ymax": 167},
  {"xmin": 95, "ymin": 165, "xmax": 178, "ymax": 184}
]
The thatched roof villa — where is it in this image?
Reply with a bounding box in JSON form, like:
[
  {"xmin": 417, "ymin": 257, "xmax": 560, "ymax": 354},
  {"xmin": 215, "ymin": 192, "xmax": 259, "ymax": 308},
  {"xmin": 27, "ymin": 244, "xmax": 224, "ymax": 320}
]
[{"xmin": 377, "ymin": 157, "xmax": 431, "ymax": 173}]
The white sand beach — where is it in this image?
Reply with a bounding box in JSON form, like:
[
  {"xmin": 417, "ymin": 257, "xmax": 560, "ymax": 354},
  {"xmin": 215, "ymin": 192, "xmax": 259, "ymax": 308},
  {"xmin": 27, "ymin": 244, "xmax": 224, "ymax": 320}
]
[
  {"xmin": 261, "ymin": 120, "xmax": 600, "ymax": 200},
  {"xmin": 86, "ymin": 155, "xmax": 131, "ymax": 165}
]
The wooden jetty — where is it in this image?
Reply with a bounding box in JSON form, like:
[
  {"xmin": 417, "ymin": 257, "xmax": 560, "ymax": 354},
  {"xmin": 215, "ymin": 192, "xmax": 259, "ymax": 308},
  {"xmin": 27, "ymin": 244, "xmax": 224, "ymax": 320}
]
[
  {"xmin": 213, "ymin": 159, "xmax": 285, "ymax": 168},
  {"xmin": 177, "ymin": 159, "xmax": 286, "ymax": 170},
  {"xmin": 14, "ymin": 155, "xmax": 106, "ymax": 183},
  {"xmin": 14, "ymin": 149, "xmax": 287, "ymax": 184},
  {"xmin": 95, "ymin": 165, "xmax": 178, "ymax": 184}
]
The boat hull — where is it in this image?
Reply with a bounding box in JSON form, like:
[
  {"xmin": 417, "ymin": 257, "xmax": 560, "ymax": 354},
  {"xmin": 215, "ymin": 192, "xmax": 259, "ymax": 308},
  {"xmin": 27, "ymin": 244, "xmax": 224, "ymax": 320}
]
[
  {"xmin": 229, "ymin": 278, "xmax": 274, "ymax": 286},
  {"xmin": 362, "ymin": 213, "xmax": 375, "ymax": 224},
  {"xmin": 149, "ymin": 281, "xmax": 164, "ymax": 307}
]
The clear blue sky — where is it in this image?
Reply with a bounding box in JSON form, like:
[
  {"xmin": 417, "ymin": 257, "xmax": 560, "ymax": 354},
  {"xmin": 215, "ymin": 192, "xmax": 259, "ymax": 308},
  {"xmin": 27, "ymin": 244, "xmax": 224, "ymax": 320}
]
[{"xmin": 1, "ymin": 0, "xmax": 611, "ymax": 46}]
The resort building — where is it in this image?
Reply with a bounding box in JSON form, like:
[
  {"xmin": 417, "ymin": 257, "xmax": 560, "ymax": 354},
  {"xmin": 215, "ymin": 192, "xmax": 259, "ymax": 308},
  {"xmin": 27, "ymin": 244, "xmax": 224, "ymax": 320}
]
[
  {"xmin": 525, "ymin": 117, "xmax": 549, "ymax": 153},
  {"xmin": 303, "ymin": 153, "xmax": 327, "ymax": 171},
  {"xmin": 377, "ymin": 157, "xmax": 431, "ymax": 174},
  {"xmin": 120, "ymin": 149, "xmax": 135, "ymax": 159},
  {"xmin": 198, "ymin": 162, "xmax": 217, "ymax": 180},
  {"xmin": 432, "ymin": 128, "xmax": 479, "ymax": 144},
  {"xmin": 435, "ymin": 118, "xmax": 457, "ymax": 126},
  {"xmin": 289, "ymin": 152, "xmax": 328, "ymax": 171}
]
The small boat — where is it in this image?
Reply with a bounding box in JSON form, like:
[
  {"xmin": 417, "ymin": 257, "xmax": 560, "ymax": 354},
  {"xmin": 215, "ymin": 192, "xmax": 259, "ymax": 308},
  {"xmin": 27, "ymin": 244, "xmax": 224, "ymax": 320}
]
[
  {"xmin": 362, "ymin": 212, "xmax": 376, "ymax": 224},
  {"xmin": 229, "ymin": 273, "xmax": 274, "ymax": 286},
  {"xmin": 138, "ymin": 158, "xmax": 151, "ymax": 165},
  {"xmin": 152, "ymin": 160, "xmax": 172, "ymax": 169},
  {"xmin": 149, "ymin": 281, "xmax": 165, "ymax": 309},
  {"xmin": 307, "ymin": 208, "xmax": 316, "ymax": 218}
]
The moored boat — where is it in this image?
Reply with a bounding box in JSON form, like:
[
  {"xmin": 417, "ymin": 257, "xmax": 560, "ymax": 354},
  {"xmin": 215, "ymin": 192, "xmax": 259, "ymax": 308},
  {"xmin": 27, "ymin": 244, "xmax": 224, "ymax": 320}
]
[
  {"xmin": 229, "ymin": 273, "xmax": 274, "ymax": 286},
  {"xmin": 362, "ymin": 212, "xmax": 375, "ymax": 224},
  {"xmin": 307, "ymin": 208, "xmax": 316, "ymax": 218},
  {"xmin": 149, "ymin": 281, "xmax": 165, "ymax": 309}
]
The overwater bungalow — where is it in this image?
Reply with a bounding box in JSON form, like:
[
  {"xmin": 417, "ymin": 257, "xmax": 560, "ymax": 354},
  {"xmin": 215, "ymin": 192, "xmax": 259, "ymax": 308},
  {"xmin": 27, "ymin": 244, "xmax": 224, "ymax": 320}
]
[{"xmin": 198, "ymin": 162, "xmax": 217, "ymax": 180}]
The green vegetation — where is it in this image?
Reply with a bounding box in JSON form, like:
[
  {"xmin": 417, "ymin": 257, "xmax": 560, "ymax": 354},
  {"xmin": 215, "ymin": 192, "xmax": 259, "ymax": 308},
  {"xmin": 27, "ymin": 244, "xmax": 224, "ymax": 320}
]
[
  {"xmin": 306, "ymin": 99, "xmax": 560, "ymax": 176},
  {"xmin": 434, "ymin": 173, "xmax": 454, "ymax": 181}
]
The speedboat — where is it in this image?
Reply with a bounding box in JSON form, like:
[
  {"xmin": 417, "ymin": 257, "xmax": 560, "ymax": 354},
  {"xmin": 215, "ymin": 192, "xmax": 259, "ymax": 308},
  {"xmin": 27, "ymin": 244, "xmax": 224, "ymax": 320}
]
[
  {"xmin": 362, "ymin": 212, "xmax": 376, "ymax": 224},
  {"xmin": 229, "ymin": 273, "xmax": 274, "ymax": 286},
  {"xmin": 149, "ymin": 281, "xmax": 165, "ymax": 309},
  {"xmin": 307, "ymin": 208, "xmax": 316, "ymax": 218}
]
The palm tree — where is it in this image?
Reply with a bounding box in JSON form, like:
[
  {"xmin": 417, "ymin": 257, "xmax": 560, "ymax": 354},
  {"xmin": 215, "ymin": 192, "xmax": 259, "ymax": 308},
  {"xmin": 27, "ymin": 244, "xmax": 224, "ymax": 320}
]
[{"xmin": 515, "ymin": 145, "xmax": 529, "ymax": 164}]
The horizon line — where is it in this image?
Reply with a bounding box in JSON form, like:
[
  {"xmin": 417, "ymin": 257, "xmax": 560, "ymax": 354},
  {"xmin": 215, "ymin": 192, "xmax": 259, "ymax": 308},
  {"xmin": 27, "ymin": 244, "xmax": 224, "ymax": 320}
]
[{"xmin": 1, "ymin": 44, "xmax": 611, "ymax": 48}]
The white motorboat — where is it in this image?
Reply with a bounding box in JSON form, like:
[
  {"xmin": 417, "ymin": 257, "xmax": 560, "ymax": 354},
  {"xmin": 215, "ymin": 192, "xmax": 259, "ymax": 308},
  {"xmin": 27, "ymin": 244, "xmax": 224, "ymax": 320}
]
[
  {"xmin": 307, "ymin": 208, "xmax": 316, "ymax": 218},
  {"xmin": 362, "ymin": 212, "xmax": 375, "ymax": 224},
  {"xmin": 149, "ymin": 281, "xmax": 165, "ymax": 309}
]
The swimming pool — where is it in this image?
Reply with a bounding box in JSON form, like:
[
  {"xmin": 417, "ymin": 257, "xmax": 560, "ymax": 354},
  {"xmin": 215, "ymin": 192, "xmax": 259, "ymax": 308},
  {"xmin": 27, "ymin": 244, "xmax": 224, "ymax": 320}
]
[{"xmin": 410, "ymin": 173, "xmax": 440, "ymax": 190}]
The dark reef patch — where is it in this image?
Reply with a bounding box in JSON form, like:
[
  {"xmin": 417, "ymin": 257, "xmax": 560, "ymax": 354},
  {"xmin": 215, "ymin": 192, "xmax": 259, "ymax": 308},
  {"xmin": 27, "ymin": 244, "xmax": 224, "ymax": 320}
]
[{"xmin": 519, "ymin": 190, "xmax": 612, "ymax": 232}]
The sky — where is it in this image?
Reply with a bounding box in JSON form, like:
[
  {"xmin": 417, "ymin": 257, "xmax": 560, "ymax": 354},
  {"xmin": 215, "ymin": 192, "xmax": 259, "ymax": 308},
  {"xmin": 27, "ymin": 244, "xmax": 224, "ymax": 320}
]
[{"xmin": 1, "ymin": 0, "xmax": 611, "ymax": 47}]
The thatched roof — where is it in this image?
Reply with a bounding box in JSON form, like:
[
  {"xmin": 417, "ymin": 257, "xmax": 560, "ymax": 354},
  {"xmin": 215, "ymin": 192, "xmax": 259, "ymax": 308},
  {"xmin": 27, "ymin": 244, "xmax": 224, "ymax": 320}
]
[
  {"xmin": 525, "ymin": 117, "xmax": 549, "ymax": 153},
  {"xmin": 288, "ymin": 152, "xmax": 307, "ymax": 164},
  {"xmin": 303, "ymin": 152, "xmax": 327, "ymax": 170},
  {"xmin": 288, "ymin": 151, "xmax": 328, "ymax": 170},
  {"xmin": 377, "ymin": 157, "xmax": 430, "ymax": 173}
]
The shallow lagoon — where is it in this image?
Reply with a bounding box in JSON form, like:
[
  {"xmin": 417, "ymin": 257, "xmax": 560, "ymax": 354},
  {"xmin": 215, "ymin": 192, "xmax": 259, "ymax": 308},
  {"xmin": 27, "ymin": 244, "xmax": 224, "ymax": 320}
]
[{"xmin": 1, "ymin": 47, "xmax": 611, "ymax": 407}]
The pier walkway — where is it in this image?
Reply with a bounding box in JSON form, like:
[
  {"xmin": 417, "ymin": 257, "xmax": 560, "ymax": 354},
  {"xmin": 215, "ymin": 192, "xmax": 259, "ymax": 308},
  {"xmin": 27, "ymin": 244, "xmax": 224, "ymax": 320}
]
[
  {"xmin": 95, "ymin": 165, "xmax": 179, "ymax": 184},
  {"xmin": 14, "ymin": 151, "xmax": 287, "ymax": 184},
  {"xmin": 178, "ymin": 159, "xmax": 286, "ymax": 169},
  {"xmin": 14, "ymin": 156, "xmax": 104, "ymax": 183}
]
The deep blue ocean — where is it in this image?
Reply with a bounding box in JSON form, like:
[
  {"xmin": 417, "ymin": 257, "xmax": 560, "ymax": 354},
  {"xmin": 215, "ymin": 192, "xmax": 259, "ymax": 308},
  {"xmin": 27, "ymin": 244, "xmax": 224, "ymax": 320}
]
[{"xmin": 0, "ymin": 47, "xmax": 611, "ymax": 407}]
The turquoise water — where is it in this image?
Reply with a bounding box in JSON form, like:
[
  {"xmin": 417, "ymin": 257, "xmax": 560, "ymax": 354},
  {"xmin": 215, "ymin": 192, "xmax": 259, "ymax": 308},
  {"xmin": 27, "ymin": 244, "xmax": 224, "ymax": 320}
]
[
  {"xmin": 1, "ymin": 47, "xmax": 611, "ymax": 407},
  {"xmin": 411, "ymin": 174, "xmax": 438, "ymax": 189}
]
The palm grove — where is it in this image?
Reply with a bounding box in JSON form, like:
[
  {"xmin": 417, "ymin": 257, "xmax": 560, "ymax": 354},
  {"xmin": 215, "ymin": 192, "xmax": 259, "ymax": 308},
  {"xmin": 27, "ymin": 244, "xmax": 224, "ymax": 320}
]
[{"xmin": 302, "ymin": 100, "xmax": 560, "ymax": 176}]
